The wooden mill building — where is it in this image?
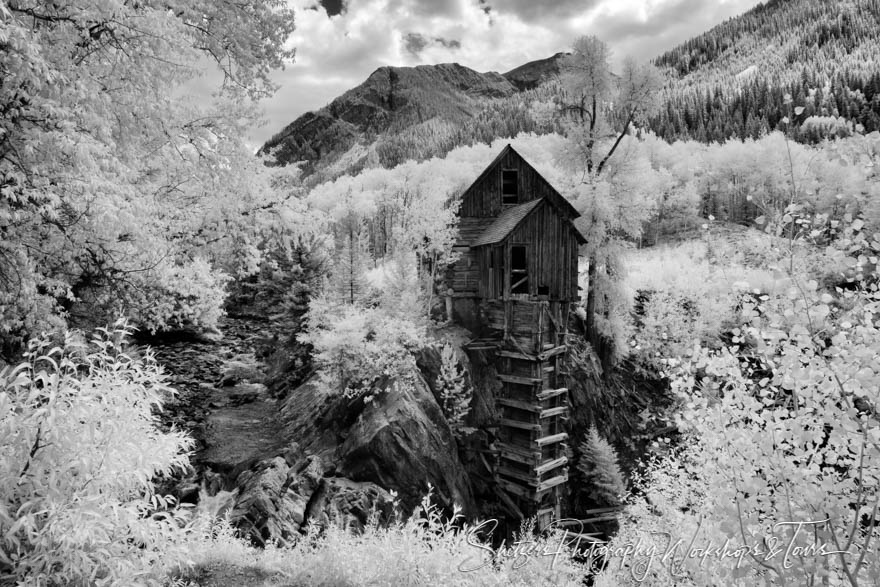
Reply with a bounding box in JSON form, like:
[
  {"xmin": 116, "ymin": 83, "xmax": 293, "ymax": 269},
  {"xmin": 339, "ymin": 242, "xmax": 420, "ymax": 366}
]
[{"xmin": 447, "ymin": 144, "xmax": 585, "ymax": 525}]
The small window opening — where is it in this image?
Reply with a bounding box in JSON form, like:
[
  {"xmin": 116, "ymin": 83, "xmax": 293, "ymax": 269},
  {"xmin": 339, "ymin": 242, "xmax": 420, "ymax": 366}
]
[
  {"xmin": 537, "ymin": 285, "xmax": 549, "ymax": 296},
  {"xmin": 501, "ymin": 169, "xmax": 518, "ymax": 205},
  {"xmin": 510, "ymin": 245, "xmax": 528, "ymax": 294}
]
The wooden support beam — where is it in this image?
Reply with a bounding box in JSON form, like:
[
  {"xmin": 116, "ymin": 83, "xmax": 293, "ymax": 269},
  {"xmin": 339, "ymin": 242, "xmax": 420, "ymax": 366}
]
[
  {"xmin": 498, "ymin": 374, "xmax": 542, "ymax": 385},
  {"xmin": 496, "ymin": 478, "xmax": 534, "ymax": 500},
  {"xmin": 535, "ymin": 432, "xmax": 568, "ymax": 447},
  {"xmin": 498, "ymin": 418, "xmax": 542, "ymax": 432},
  {"xmin": 536, "ymin": 471, "xmax": 568, "ymax": 492},
  {"xmin": 535, "ymin": 456, "xmax": 568, "ymax": 476},
  {"xmin": 497, "ymin": 397, "xmax": 541, "ymax": 412},
  {"xmin": 536, "ymin": 506, "xmax": 556, "ymax": 519},
  {"xmin": 494, "ymin": 486, "xmax": 525, "ymax": 520},
  {"xmin": 497, "ymin": 349, "xmax": 537, "ymax": 361},
  {"xmin": 496, "ymin": 442, "xmax": 542, "ymax": 465},
  {"xmin": 499, "ymin": 449, "xmax": 540, "ymax": 466},
  {"xmin": 497, "ymin": 465, "xmax": 540, "ymax": 486},
  {"xmin": 536, "ymin": 387, "xmax": 568, "ymax": 401},
  {"xmin": 539, "ymin": 406, "xmax": 569, "ymax": 419},
  {"xmin": 581, "ymin": 506, "xmax": 626, "ymax": 515},
  {"xmin": 537, "ymin": 345, "xmax": 567, "ymax": 361}
]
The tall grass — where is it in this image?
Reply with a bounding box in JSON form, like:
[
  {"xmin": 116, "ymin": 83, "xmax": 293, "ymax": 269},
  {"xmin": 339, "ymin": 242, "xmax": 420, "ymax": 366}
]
[{"xmin": 177, "ymin": 491, "xmax": 586, "ymax": 587}]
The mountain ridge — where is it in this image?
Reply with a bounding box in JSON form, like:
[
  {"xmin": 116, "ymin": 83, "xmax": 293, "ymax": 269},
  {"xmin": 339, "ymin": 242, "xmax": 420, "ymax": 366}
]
[{"xmin": 260, "ymin": 55, "xmax": 565, "ymax": 177}]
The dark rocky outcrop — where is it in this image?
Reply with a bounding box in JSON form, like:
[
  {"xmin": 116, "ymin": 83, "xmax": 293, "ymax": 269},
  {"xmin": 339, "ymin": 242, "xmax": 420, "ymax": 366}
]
[
  {"xmin": 502, "ymin": 52, "xmax": 567, "ymax": 90},
  {"xmin": 278, "ymin": 366, "xmax": 474, "ymax": 516},
  {"xmin": 202, "ymin": 361, "xmax": 472, "ymax": 545}
]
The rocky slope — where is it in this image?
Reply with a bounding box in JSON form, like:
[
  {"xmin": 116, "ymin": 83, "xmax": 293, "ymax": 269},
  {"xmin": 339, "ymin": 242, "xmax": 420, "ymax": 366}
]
[{"xmin": 150, "ymin": 317, "xmax": 474, "ymax": 546}]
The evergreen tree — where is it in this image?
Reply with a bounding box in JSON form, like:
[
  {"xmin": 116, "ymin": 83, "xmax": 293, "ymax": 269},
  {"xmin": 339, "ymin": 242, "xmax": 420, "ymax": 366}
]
[
  {"xmin": 577, "ymin": 426, "xmax": 626, "ymax": 508},
  {"xmin": 435, "ymin": 343, "xmax": 474, "ymax": 439},
  {"xmin": 333, "ymin": 218, "xmax": 371, "ymax": 305}
]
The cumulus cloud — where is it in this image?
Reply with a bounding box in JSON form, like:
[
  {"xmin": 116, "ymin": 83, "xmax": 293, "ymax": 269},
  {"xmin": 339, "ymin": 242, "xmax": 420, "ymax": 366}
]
[
  {"xmin": 403, "ymin": 32, "xmax": 462, "ymax": 56},
  {"xmin": 403, "ymin": 32, "xmax": 429, "ymax": 55},
  {"xmin": 238, "ymin": 0, "xmax": 763, "ymax": 146},
  {"xmin": 486, "ymin": 0, "xmax": 603, "ymax": 23}
]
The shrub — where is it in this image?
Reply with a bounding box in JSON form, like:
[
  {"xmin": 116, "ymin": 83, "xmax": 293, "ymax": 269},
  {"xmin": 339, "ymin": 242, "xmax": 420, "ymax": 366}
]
[
  {"xmin": 298, "ymin": 297, "xmax": 428, "ymax": 401},
  {"xmin": 0, "ymin": 246, "xmax": 67, "ymax": 359},
  {"xmin": 0, "ymin": 323, "xmax": 193, "ymax": 585},
  {"xmin": 128, "ymin": 257, "xmax": 231, "ymax": 334}
]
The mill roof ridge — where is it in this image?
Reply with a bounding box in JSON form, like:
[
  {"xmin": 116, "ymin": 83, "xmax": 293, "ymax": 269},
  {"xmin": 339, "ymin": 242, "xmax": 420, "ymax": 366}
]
[{"xmin": 458, "ymin": 144, "xmax": 581, "ymax": 221}]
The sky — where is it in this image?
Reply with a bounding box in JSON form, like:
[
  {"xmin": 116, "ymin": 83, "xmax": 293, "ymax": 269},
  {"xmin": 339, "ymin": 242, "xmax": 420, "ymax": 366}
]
[{"xmin": 234, "ymin": 0, "xmax": 765, "ymax": 146}]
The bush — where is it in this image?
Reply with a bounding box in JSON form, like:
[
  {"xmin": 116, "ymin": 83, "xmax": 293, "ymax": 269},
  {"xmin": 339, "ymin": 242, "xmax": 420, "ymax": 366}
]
[
  {"xmin": 128, "ymin": 257, "xmax": 231, "ymax": 334},
  {"xmin": 0, "ymin": 323, "xmax": 193, "ymax": 585},
  {"xmin": 0, "ymin": 246, "xmax": 67, "ymax": 359},
  {"xmin": 298, "ymin": 297, "xmax": 428, "ymax": 401}
]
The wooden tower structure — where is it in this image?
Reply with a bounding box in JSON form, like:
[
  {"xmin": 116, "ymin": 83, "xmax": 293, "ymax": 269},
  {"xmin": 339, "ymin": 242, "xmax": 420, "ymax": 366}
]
[{"xmin": 447, "ymin": 144, "xmax": 586, "ymax": 526}]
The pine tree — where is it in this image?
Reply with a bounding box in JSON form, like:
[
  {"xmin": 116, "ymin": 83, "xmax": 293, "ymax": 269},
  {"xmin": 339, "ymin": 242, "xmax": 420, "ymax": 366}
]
[
  {"xmin": 333, "ymin": 218, "xmax": 370, "ymax": 305},
  {"xmin": 435, "ymin": 343, "xmax": 473, "ymax": 439},
  {"xmin": 577, "ymin": 426, "xmax": 626, "ymax": 507}
]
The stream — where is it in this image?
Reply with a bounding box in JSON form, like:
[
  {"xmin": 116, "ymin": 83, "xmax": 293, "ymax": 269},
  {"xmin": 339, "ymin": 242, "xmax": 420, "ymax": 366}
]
[{"xmin": 146, "ymin": 316, "xmax": 285, "ymax": 492}]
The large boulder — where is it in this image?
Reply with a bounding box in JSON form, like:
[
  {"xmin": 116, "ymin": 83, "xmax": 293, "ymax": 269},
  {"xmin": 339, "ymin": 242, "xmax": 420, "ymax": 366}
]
[
  {"xmin": 203, "ymin": 362, "xmax": 474, "ymax": 546},
  {"xmin": 227, "ymin": 454, "xmax": 396, "ymax": 546},
  {"xmin": 279, "ymin": 367, "xmax": 475, "ymax": 516},
  {"xmin": 226, "ymin": 456, "xmax": 317, "ymax": 546},
  {"xmin": 304, "ymin": 476, "xmax": 395, "ymax": 532},
  {"xmin": 337, "ymin": 374, "xmax": 473, "ymax": 514}
]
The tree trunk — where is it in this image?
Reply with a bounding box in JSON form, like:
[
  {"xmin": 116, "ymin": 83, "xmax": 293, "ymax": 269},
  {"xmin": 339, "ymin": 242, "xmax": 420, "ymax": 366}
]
[{"xmin": 585, "ymin": 255, "xmax": 598, "ymax": 343}]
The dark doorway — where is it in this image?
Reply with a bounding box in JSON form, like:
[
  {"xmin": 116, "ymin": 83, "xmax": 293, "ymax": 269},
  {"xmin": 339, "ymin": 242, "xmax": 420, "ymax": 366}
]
[{"xmin": 511, "ymin": 245, "xmax": 528, "ymax": 294}]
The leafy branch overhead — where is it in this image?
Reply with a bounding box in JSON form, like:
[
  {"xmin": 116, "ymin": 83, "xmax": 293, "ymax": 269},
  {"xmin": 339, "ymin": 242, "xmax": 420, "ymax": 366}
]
[{"xmin": 0, "ymin": 1, "xmax": 299, "ymax": 349}]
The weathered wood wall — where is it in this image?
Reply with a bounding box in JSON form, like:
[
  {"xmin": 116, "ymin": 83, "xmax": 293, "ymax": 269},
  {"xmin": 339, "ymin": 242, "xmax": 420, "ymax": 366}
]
[
  {"xmin": 473, "ymin": 201, "xmax": 579, "ymax": 302},
  {"xmin": 459, "ymin": 149, "xmax": 575, "ymax": 220}
]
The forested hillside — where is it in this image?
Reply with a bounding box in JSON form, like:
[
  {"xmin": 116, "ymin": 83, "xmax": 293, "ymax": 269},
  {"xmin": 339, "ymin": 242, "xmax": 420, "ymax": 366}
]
[{"xmin": 649, "ymin": 0, "xmax": 880, "ymax": 141}]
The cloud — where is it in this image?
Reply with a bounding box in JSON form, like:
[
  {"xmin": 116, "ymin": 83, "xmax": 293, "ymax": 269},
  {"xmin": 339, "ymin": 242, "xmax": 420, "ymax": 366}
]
[
  {"xmin": 587, "ymin": 0, "xmax": 762, "ymax": 62},
  {"xmin": 403, "ymin": 32, "xmax": 429, "ymax": 55},
  {"xmin": 488, "ymin": 0, "xmax": 603, "ymax": 23},
  {"xmin": 403, "ymin": 32, "xmax": 462, "ymax": 56},
  {"xmin": 237, "ymin": 0, "xmax": 764, "ymax": 146}
]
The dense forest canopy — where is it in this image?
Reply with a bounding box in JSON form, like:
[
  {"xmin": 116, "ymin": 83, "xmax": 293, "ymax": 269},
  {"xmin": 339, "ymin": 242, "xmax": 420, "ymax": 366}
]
[
  {"xmin": 649, "ymin": 0, "xmax": 880, "ymax": 141},
  {"xmin": 0, "ymin": 0, "xmax": 302, "ymax": 355}
]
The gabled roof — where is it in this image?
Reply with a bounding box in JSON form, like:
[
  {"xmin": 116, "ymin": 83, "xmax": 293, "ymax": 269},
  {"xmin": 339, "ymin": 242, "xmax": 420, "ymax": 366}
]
[
  {"xmin": 459, "ymin": 144, "xmax": 581, "ymax": 220},
  {"xmin": 472, "ymin": 199, "xmax": 543, "ymax": 247},
  {"xmin": 471, "ymin": 198, "xmax": 587, "ymax": 247}
]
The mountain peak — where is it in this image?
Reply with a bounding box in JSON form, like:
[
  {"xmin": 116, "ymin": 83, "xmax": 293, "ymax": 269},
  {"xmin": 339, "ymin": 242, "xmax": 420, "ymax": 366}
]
[
  {"xmin": 260, "ymin": 60, "xmax": 524, "ymax": 175},
  {"xmin": 502, "ymin": 52, "xmax": 567, "ymax": 91}
]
